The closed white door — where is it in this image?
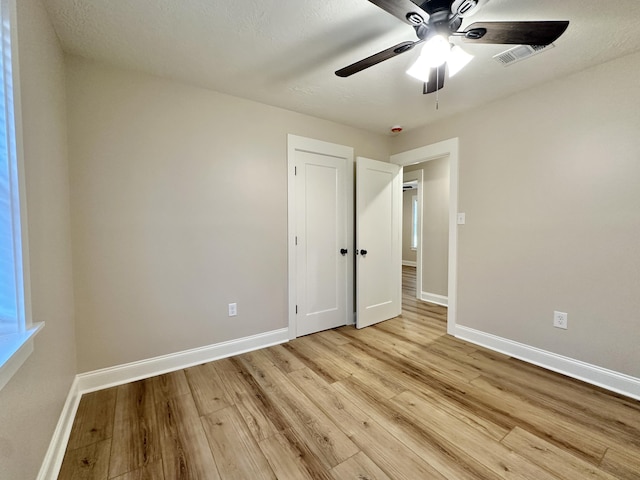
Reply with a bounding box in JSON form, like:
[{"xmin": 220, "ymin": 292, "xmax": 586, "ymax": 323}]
[
  {"xmin": 290, "ymin": 136, "xmax": 351, "ymax": 337},
  {"xmin": 356, "ymin": 157, "xmax": 402, "ymax": 328}
]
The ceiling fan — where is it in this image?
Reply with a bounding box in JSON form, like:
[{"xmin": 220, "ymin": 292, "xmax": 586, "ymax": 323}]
[{"xmin": 335, "ymin": 0, "xmax": 569, "ymax": 94}]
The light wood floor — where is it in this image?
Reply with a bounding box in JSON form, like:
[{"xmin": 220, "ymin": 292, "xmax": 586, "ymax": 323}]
[{"xmin": 59, "ymin": 266, "xmax": 640, "ymax": 479}]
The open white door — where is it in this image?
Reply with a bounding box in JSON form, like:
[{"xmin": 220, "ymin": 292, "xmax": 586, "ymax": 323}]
[{"xmin": 356, "ymin": 157, "xmax": 402, "ymax": 328}]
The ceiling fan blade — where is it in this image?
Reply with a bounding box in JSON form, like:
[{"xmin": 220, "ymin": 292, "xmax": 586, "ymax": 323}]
[
  {"xmin": 423, "ymin": 64, "xmax": 446, "ymax": 94},
  {"xmin": 335, "ymin": 40, "xmax": 422, "ymax": 77},
  {"xmin": 367, "ymin": 0, "xmax": 429, "ymax": 26},
  {"xmin": 462, "ymin": 21, "xmax": 569, "ymax": 45}
]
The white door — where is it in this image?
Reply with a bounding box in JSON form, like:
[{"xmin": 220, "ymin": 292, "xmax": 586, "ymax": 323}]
[
  {"xmin": 356, "ymin": 157, "xmax": 402, "ymax": 328},
  {"xmin": 289, "ymin": 136, "xmax": 351, "ymax": 337}
]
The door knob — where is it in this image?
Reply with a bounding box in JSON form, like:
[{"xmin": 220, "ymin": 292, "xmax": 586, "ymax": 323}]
[
  {"xmin": 360, "ymin": 249, "xmax": 368, "ymax": 256},
  {"xmin": 340, "ymin": 248, "xmax": 348, "ymax": 256}
]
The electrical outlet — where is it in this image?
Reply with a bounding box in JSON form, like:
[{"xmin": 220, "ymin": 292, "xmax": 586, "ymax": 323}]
[
  {"xmin": 228, "ymin": 303, "xmax": 237, "ymax": 317},
  {"xmin": 553, "ymin": 311, "xmax": 567, "ymax": 329}
]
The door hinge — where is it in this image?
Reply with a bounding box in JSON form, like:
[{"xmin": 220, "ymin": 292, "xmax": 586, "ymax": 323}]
[
  {"xmin": 294, "ymin": 166, "xmax": 297, "ymax": 175},
  {"xmin": 295, "ymin": 236, "xmax": 298, "ymax": 245},
  {"xmin": 296, "ymin": 305, "xmax": 298, "ymax": 314}
]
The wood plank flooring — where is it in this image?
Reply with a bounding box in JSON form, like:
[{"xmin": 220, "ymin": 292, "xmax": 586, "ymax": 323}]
[{"xmin": 58, "ymin": 266, "xmax": 640, "ymax": 479}]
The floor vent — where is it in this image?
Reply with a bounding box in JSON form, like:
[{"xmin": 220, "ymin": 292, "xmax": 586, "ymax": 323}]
[{"xmin": 493, "ymin": 43, "xmax": 554, "ymax": 66}]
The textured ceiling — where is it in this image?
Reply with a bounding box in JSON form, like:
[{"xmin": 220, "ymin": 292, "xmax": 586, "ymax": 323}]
[{"xmin": 42, "ymin": 0, "xmax": 640, "ymax": 134}]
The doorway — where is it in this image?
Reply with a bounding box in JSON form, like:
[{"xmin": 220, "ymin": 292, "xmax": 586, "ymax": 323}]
[
  {"xmin": 402, "ymin": 158, "xmax": 450, "ymax": 307},
  {"xmin": 391, "ymin": 138, "xmax": 459, "ymax": 335}
]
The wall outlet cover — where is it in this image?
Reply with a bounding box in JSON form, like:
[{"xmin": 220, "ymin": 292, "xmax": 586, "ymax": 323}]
[{"xmin": 553, "ymin": 311, "xmax": 567, "ymax": 329}]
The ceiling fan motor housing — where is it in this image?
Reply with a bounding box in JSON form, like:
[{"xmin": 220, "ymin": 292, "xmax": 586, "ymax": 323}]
[{"xmin": 415, "ymin": 1, "xmax": 479, "ymax": 39}]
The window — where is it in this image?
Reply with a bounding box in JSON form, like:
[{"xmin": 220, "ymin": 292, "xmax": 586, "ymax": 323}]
[
  {"xmin": 0, "ymin": 0, "xmax": 22, "ymax": 337},
  {"xmin": 411, "ymin": 195, "xmax": 418, "ymax": 250},
  {"xmin": 0, "ymin": 0, "xmax": 41, "ymax": 391}
]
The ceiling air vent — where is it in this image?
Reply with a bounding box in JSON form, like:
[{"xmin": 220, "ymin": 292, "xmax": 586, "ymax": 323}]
[{"xmin": 493, "ymin": 43, "xmax": 554, "ymax": 66}]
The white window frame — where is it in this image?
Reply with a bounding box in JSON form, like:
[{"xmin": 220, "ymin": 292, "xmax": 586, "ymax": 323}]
[
  {"xmin": 0, "ymin": 0, "xmax": 43, "ymax": 392},
  {"xmin": 410, "ymin": 195, "xmax": 418, "ymax": 250}
]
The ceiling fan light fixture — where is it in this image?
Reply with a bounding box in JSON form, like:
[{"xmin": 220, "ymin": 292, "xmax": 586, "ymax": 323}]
[
  {"xmin": 419, "ymin": 35, "xmax": 451, "ymax": 68},
  {"xmin": 406, "ymin": 54, "xmax": 432, "ymax": 82},
  {"xmin": 407, "ymin": 35, "xmax": 458, "ymax": 83},
  {"xmin": 406, "ymin": 34, "xmax": 452, "ymax": 82},
  {"xmin": 447, "ymin": 45, "xmax": 473, "ymax": 77}
]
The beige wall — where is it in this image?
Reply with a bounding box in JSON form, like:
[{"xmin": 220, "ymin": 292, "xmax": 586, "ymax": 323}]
[
  {"xmin": 402, "ymin": 189, "xmax": 417, "ymax": 264},
  {"xmin": 66, "ymin": 56, "xmax": 390, "ymax": 372},
  {"xmin": 0, "ymin": 0, "xmax": 76, "ymax": 478},
  {"xmin": 392, "ymin": 51, "xmax": 640, "ymax": 378}
]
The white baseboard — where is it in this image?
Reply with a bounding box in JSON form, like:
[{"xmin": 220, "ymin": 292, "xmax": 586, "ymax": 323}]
[
  {"xmin": 402, "ymin": 260, "xmax": 417, "ymax": 267},
  {"xmin": 37, "ymin": 328, "xmax": 289, "ymax": 480},
  {"xmin": 36, "ymin": 376, "xmax": 81, "ymax": 480},
  {"xmin": 421, "ymin": 291, "xmax": 448, "ymax": 307},
  {"xmin": 77, "ymin": 328, "xmax": 290, "ymax": 394},
  {"xmin": 454, "ymin": 325, "xmax": 640, "ymax": 401}
]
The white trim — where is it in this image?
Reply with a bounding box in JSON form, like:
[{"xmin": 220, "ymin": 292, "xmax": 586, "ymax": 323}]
[
  {"xmin": 402, "ymin": 260, "xmax": 417, "ymax": 267},
  {"xmin": 0, "ymin": 322, "xmax": 43, "ymax": 391},
  {"xmin": 36, "ymin": 377, "xmax": 81, "ymax": 480},
  {"xmin": 287, "ymin": 135, "xmax": 296, "ymax": 339},
  {"xmin": 455, "ymin": 325, "xmax": 640, "ymax": 401},
  {"xmin": 10, "ymin": 0, "xmax": 33, "ymax": 331},
  {"xmin": 410, "ymin": 194, "xmax": 418, "ymax": 250},
  {"xmin": 391, "ymin": 137, "xmax": 459, "ymax": 336},
  {"xmin": 421, "ymin": 292, "xmax": 448, "ymax": 307},
  {"xmin": 76, "ymin": 328, "xmax": 289, "ymax": 394}
]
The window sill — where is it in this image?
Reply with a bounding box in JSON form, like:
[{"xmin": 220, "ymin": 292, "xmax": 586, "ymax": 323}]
[{"xmin": 0, "ymin": 322, "xmax": 45, "ymax": 391}]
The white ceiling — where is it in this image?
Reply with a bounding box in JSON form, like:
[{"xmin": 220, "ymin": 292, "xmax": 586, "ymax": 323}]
[{"xmin": 42, "ymin": 0, "xmax": 640, "ymax": 134}]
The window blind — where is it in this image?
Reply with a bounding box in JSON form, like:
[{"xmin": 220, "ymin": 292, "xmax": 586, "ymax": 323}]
[{"xmin": 0, "ymin": 0, "xmax": 24, "ymax": 336}]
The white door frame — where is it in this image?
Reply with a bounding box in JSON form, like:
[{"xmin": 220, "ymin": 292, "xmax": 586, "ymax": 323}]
[
  {"xmin": 287, "ymin": 135, "xmax": 354, "ymax": 340},
  {"xmin": 390, "ymin": 138, "xmax": 459, "ymax": 335}
]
